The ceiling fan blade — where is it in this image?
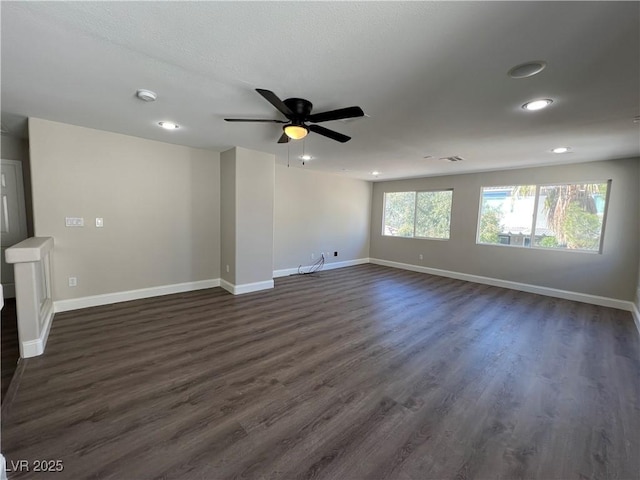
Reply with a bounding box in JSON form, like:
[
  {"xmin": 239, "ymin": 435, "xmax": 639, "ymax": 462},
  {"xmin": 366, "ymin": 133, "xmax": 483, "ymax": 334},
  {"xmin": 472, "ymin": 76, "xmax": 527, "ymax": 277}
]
[
  {"xmin": 277, "ymin": 132, "xmax": 290, "ymax": 144},
  {"xmin": 308, "ymin": 106, "xmax": 364, "ymax": 123},
  {"xmin": 256, "ymin": 89, "xmax": 293, "ymax": 117},
  {"xmin": 308, "ymin": 124, "xmax": 351, "ymax": 143},
  {"xmin": 224, "ymin": 118, "xmax": 286, "ymax": 123}
]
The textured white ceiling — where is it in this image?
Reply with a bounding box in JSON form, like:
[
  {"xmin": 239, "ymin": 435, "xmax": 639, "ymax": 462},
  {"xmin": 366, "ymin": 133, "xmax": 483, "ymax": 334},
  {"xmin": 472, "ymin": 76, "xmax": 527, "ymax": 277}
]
[{"xmin": 2, "ymin": 1, "xmax": 639, "ymax": 180}]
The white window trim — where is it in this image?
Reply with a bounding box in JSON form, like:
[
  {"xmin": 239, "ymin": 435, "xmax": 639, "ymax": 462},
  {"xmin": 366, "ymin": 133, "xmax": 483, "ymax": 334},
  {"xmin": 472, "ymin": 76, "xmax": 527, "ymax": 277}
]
[
  {"xmin": 476, "ymin": 180, "xmax": 611, "ymax": 254},
  {"xmin": 382, "ymin": 189, "xmax": 453, "ymax": 240}
]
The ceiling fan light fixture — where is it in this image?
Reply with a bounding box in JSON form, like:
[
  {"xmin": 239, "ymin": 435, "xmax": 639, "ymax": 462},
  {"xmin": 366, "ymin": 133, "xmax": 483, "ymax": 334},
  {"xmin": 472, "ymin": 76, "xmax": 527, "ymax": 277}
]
[{"xmin": 284, "ymin": 124, "xmax": 308, "ymax": 140}]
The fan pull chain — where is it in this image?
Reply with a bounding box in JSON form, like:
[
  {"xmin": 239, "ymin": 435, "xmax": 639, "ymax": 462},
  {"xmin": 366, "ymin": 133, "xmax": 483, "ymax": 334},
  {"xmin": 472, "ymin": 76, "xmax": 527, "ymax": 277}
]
[
  {"xmin": 287, "ymin": 143, "xmax": 290, "ymax": 168},
  {"xmin": 302, "ymin": 139, "xmax": 306, "ymax": 165}
]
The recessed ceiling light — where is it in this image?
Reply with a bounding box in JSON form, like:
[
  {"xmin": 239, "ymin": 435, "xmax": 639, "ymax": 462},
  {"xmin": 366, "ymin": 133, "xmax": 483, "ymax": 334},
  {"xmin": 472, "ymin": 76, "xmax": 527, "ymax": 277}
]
[
  {"xmin": 371, "ymin": 171, "xmax": 380, "ymax": 176},
  {"xmin": 508, "ymin": 61, "xmax": 547, "ymax": 79},
  {"xmin": 158, "ymin": 121, "xmax": 179, "ymax": 130},
  {"xmin": 136, "ymin": 89, "xmax": 157, "ymax": 102},
  {"xmin": 300, "ymin": 154, "xmax": 312, "ymax": 161},
  {"xmin": 552, "ymin": 147, "xmax": 571, "ymax": 154},
  {"xmin": 522, "ymin": 99, "xmax": 553, "ymax": 111}
]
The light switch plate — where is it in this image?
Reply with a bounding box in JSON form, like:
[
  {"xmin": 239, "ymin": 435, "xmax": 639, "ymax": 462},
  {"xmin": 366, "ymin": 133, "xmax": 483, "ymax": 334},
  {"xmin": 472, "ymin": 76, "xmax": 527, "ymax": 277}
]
[
  {"xmin": 65, "ymin": 217, "xmax": 84, "ymax": 227},
  {"xmin": 96, "ymin": 218, "xmax": 104, "ymax": 228}
]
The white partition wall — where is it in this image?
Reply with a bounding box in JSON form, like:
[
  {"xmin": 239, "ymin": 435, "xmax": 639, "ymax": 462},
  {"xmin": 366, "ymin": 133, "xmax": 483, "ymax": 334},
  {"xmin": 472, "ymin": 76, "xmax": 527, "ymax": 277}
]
[{"xmin": 5, "ymin": 236, "xmax": 54, "ymax": 358}]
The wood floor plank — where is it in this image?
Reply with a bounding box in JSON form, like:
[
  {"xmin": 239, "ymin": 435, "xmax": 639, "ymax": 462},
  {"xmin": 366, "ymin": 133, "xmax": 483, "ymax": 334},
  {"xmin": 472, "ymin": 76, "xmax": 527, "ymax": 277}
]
[
  {"xmin": 1, "ymin": 298, "xmax": 20, "ymax": 403},
  {"xmin": 2, "ymin": 264, "xmax": 638, "ymax": 479}
]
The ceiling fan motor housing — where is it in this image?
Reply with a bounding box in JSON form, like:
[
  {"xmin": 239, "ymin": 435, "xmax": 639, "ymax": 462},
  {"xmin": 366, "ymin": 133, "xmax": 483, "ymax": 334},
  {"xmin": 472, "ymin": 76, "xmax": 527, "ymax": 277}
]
[{"xmin": 284, "ymin": 98, "xmax": 313, "ymax": 119}]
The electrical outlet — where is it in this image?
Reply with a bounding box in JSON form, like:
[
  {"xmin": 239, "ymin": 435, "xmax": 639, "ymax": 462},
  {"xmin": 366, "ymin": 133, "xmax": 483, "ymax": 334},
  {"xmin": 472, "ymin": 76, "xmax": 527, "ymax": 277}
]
[
  {"xmin": 334, "ymin": 251, "xmax": 338, "ymax": 257},
  {"xmin": 226, "ymin": 265, "xmax": 230, "ymax": 273},
  {"xmin": 419, "ymin": 254, "xmax": 423, "ymax": 260},
  {"xmin": 68, "ymin": 276, "xmax": 77, "ymax": 287},
  {"xmin": 311, "ymin": 253, "xmax": 315, "ymax": 260}
]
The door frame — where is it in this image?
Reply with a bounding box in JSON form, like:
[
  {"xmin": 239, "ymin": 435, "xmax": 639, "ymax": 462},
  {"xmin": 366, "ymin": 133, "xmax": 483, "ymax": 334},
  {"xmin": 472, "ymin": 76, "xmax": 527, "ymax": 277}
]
[{"xmin": 1, "ymin": 159, "xmax": 28, "ymax": 298}]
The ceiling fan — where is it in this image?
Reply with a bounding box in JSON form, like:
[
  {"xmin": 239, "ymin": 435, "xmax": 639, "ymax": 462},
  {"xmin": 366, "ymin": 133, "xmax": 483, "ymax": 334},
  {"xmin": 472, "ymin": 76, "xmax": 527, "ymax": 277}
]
[{"xmin": 224, "ymin": 89, "xmax": 364, "ymax": 143}]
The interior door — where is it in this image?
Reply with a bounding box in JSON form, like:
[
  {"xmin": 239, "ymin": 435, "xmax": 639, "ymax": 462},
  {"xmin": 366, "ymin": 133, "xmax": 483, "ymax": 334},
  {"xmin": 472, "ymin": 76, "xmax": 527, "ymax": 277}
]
[{"xmin": 1, "ymin": 159, "xmax": 28, "ymax": 298}]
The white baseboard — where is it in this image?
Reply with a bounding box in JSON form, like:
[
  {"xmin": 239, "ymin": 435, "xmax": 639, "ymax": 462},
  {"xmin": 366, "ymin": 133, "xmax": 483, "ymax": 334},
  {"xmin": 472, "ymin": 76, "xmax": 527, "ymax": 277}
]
[
  {"xmin": 220, "ymin": 278, "xmax": 274, "ymax": 295},
  {"xmin": 370, "ymin": 258, "xmax": 635, "ymax": 312},
  {"xmin": 54, "ymin": 279, "xmax": 220, "ymax": 313},
  {"xmin": 21, "ymin": 298, "xmax": 54, "ymax": 358},
  {"xmin": 273, "ymin": 257, "xmax": 370, "ymax": 278},
  {"xmin": 632, "ymin": 304, "xmax": 640, "ymax": 336}
]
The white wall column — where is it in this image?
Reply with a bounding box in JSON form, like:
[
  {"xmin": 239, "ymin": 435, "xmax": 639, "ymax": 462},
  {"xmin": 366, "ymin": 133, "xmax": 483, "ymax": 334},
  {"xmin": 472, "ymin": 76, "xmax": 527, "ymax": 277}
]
[{"xmin": 220, "ymin": 147, "xmax": 275, "ymax": 294}]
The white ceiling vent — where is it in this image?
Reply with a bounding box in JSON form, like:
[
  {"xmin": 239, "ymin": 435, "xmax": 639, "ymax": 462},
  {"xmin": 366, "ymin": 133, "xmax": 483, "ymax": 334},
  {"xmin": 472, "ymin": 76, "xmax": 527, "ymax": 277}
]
[{"xmin": 441, "ymin": 156, "xmax": 465, "ymax": 162}]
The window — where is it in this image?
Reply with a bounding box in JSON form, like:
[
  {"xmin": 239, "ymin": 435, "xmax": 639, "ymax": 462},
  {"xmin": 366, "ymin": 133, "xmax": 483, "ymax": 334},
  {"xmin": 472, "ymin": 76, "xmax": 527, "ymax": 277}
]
[
  {"xmin": 415, "ymin": 191, "xmax": 453, "ymax": 239},
  {"xmin": 477, "ymin": 181, "xmax": 610, "ymax": 252},
  {"xmin": 478, "ymin": 185, "xmax": 536, "ymax": 247},
  {"xmin": 383, "ymin": 190, "xmax": 453, "ymax": 239},
  {"xmin": 383, "ymin": 192, "xmax": 416, "ymax": 237}
]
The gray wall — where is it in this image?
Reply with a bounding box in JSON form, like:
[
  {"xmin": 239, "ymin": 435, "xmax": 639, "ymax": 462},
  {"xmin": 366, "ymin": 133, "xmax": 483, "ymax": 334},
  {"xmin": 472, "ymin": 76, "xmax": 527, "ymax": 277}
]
[
  {"xmin": 220, "ymin": 147, "xmax": 275, "ymax": 287},
  {"xmin": 274, "ymin": 165, "xmax": 371, "ymax": 270},
  {"xmin": 235, "ymin": 147, "xmax": 274, "ymax": 285},
  {"xmin": 370, "ymin": 157, "xmax": 639, "ymax": 301},
  {"xmin": 637, "ymin": 163, "xmax": 640, "ymax": 312},
  {"xmin": 29, "ymin": 118, "xmax": 220, "ymax": 301},
  {"xmin": 1, "ymin": 135, "xmax": 28, "ymax": 160},
  {"xmin": 220, "ymin": 148, "xmax": 237, "ymax": 285},
  {"xmin": 1, "ymin": 134, "xmax": 34, "ymax": 236},
  {"xmin": 22, "ymin": 117, "xmax": 639, "ymax": 306}
]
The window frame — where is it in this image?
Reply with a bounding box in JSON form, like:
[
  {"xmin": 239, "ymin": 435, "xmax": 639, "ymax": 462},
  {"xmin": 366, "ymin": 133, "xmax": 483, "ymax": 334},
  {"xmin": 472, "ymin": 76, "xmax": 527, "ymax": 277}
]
[
  {"xmin": 475, "ymin": 180, "xmax": 612, "ymax": 254},
  {"xmin": 382, "ymin": 188, "xmax": 453, "ymax": 241}
]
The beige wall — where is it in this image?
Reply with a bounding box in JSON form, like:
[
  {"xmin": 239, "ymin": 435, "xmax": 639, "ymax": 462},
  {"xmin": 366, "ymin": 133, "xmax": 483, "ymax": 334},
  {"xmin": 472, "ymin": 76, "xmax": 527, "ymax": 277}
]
[
  {"xmin": 29, "ymin": 118, "xmax": 220, "ymax": 301},
  {"xmin": 370, "ymin": 157, "xmax": 639, "ymax": 301},
  {"xmin": 274, "ymin": 165, "xmax": 371, "ymax": 271}
]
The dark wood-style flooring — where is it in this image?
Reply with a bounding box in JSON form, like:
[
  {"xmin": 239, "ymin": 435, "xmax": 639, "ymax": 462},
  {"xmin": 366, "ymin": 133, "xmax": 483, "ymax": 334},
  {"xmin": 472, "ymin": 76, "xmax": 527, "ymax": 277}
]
[
  {"xmin": 2, "ymin": 264, "xmax": 639, "ymax": 479},
  {"xmin": 1, "ymin": 298, "xmax": 20, "ymax": 401}
]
